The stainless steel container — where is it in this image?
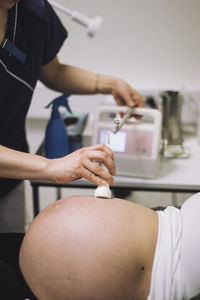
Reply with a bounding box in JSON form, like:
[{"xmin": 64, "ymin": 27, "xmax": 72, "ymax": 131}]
[{"xmin": 160, "ymin": 90, "xmax": 183, "ymax": 150}]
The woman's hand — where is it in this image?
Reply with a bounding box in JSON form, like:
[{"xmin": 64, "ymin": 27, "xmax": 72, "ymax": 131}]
[
  {"xmin": 96, "ymin": 74, "xmax": 144, "ymax": 108},
  {"xmin": 47, "ymin": 144, "xmax": 116, "ymax": 186},
  {"xmin": 111, "ymin": 78, "xmax": 144, "ymax": 108}
]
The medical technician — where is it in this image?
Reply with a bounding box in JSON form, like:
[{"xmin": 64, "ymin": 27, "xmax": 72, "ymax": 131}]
[{"xmin": 0, "ymin": 0, "xmax": 143, "ymax": 232}]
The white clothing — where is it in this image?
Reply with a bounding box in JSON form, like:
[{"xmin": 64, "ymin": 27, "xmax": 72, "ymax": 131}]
[
  {"xmin": 148, "ymin": 193, "xmax": 200, "ymax": 300},
  {"xmin": 147, "ymin": 206, "xmax": 185, "ymax": 300}
]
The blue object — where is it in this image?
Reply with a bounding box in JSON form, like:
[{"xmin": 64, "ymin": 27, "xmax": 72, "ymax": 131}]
[
  {"xmin": 2, "ymin": 39, "xmax": 27, "ymax": 63},
  {"xmin": 45, "ymin": 93, "xmax": 72, "ymax": 159}
]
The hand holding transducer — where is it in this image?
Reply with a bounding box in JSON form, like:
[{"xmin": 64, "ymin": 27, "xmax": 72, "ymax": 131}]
[{"xmin": 46, "ymin": 144, "xmax": 116, "ymax": 186}]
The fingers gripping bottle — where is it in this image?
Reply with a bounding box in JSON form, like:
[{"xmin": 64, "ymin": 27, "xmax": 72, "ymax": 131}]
[
  {"xmin": 45, "ymin": 92, "xmax": 72, "ymax": 159},
  {"xmin": 94, "ymin": 132, "xmax": 112, "ymax": 199}
]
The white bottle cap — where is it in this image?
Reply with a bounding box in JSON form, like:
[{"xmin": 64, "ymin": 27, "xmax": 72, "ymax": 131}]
[{"xmin": 94, "ymin": 185, "xmax": 112, "ymax": 199}]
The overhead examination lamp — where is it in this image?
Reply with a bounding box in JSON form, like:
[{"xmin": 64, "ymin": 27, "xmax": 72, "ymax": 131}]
[{"xmin": 48, "ymin": 0, "xmax": 103, "ymax": 37}]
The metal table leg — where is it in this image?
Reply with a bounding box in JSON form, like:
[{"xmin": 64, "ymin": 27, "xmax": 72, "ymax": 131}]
[
  {"xmin": 32, "ymin": 185, "xmax": 40, "ymax": 217},
  {"xmin": 56, "ymin": 187, "xmax": 61, "ymax": 200}
]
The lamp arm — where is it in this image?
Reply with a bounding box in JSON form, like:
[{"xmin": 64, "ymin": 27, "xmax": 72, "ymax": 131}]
[{"xmin": 48, "ymin": 0, "xmax": 103, "ymax": 37}]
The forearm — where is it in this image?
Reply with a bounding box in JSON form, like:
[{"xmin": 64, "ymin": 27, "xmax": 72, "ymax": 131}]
[
  {"xmin": 55, "ymin": 65, "xmax": 118, "ymax": 94},
  {"xmin": 40, "ymin": 59, "xmax": 117, "ymax": 95},
  {"xmin": 47, "ymin": 64, "xmax": 101, "ymax": 94},
  {"xmin": 0, "ymin": 144, "xmax": 115, "ymax": 186},
  {"xmin": 39, "ymin": 56, "xmax": 143, "ymax": 107},
  {"xmin": 0, "ymin": 145, "xmax": 50, "ymax": 181}
]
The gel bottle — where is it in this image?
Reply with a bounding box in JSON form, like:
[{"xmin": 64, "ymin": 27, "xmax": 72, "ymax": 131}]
[{"xmin": 45, "ymin": 93, "xmax": 72, "ymax": 159}]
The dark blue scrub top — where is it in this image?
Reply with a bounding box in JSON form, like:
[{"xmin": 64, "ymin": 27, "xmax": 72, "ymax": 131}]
[{"xmin": 0, "ymin": 0, "xmax": 67, "ymax": 197}]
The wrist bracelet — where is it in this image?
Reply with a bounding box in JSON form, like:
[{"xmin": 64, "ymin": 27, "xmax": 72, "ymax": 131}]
[{"xmin": 94, "ymin": 74, "xmax": 100, "ymax": 93}]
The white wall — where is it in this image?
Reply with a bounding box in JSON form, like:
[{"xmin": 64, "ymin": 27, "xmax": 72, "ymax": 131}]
[
  {"xmin": 55, "ymin": 0, "xmax": 200, "ymax": 90},
  {"xmin": 28, "ymin": 0, "xmax": 200, "ymax": 118}
]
